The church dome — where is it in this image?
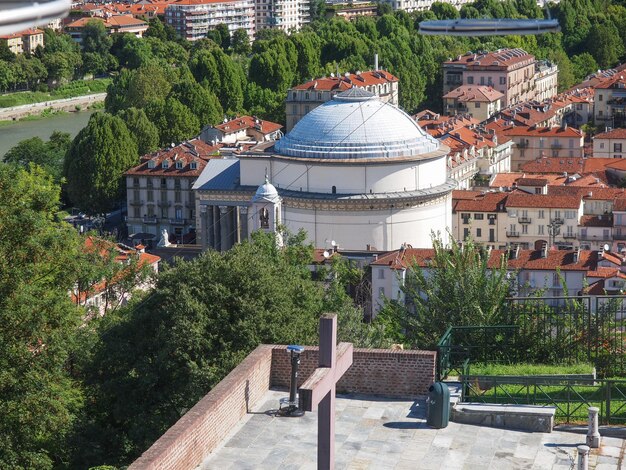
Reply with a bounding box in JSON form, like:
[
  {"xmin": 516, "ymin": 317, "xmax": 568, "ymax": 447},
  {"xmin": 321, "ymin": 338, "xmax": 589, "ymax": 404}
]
[
  {"xmin": 253, "ymin": 176, "xmax": 280, "ymax": 203},
  {"xmin": 274, "ymin": 88, "xmax": 441, "ymax": 161}
]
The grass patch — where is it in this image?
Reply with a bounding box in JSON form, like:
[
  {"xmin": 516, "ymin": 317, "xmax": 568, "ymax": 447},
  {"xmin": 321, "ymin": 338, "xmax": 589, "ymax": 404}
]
[
  {"xmin": 0, "ymin": 78, "xmax": 110, "ymax": 108},
  {"xmin": 464, "ymin": 379, "xmax": 626, "ymax": 424},
  {"xmin": 468, "ymin": 362, "xmax": 595, "ymax": 376}
]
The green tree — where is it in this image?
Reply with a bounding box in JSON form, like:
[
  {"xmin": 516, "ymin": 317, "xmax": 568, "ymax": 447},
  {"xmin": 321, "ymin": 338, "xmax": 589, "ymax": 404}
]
[
  {"xmin": 117, "ymin": 108, "xmax": 160, "ymax": 155},
  {"xmin": 216, "ymin": 23, "xmax": 231, "ymax": 50},
  {"xmin": 231, "ymin": 28, "xmax": 251, "ymax": 55},
  {"xmin": 376, "ymin": 235, "xmax": 511, "ymax": 348},
  {"xmin": 64, "ymin": 113, "xmax": 138, "ymax": 214},
  {"xmin": 0, "ymin": 41, "xmax": 15, "ymax": 61},
  {"xmin": 171, "ymin": 78, "xmax": 223, "ymax": 126},
  {"xmin": 431, "ymin": 1, "xmax": 460, "ymax": 19},
  {"xmin": 72, "ymin": 232, "xmax": 324, "ymax": 467},
  {"xmin": 3, "ymin": 131, "xmax": 71, "ymax": 180},
  {"xmin": 0, "ymin": 165, "xmax": 84, "ymax": 469},
  {"xmin": 587, "ymin": 21, "xmax": 624, "ymax": 69},
  {"xmin": 42, "ymin": 51, "xmax": 81, "ymax": 82},
  {"xmin": 571, "ymin": 52, "xmax": 598, "ymax": 82},
  {"xmin": 82, "ymin": 20, "xmax": 112, "ymax": 55},
  {"xmin": 145, "ymin": 97, "xmax": 201, "ymax": 147}
]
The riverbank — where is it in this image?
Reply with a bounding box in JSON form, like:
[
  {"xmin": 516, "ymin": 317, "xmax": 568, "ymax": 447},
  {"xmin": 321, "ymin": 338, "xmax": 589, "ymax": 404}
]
[
  {"xmin": 0, "ymin": 78, "xmax": 110, "ymax": 108},
  {"xmin": 0, "ymin": 93, "xmax": 106, "ymax": 121}
]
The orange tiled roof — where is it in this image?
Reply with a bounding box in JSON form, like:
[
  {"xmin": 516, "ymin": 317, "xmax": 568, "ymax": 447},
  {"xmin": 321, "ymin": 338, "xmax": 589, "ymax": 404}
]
[
  {"xmin": 214, "ymin": 115, "xmax": 282, "ymax": 135},
  {"xmin": 444, "ymin": 48, "xmax": 533, "ymax": 68},
  {"xmin": 505, "ymin": 192, "xmax": 582, "ymax": 209},
  {"xmin": 595, "ymin": 128, "xmax": 626, "ymax": 140},
  {"xmin": 125, "ymin": 138, "xmax": 221, "ymax": 177},
  {"xmin": 443, "ymin": 85, "xmax": 504, "ymax": 102},
  {"xmin": 579, "ymin": 214, "xmax": 613, "ymax": 227},
  {"xmin": 453, "ymin": 191, "xmax": 508, "ymax": 212},
  {"xmin": 504, "ymin": 125, "xmax": 583, "ymax": 138},
  {"xmin": 292, "ymin": 70, "xmax": 398, "ymax": 92}
]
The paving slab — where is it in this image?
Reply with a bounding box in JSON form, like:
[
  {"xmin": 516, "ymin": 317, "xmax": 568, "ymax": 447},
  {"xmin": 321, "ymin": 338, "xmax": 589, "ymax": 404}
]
[{"xmin": 198, "ymin": 390, "xmax": 626, "ymax": 469}]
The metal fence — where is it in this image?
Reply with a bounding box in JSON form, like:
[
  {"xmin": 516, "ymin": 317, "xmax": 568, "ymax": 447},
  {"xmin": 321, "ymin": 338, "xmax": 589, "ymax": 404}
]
[
  {"xmin": 461, "ymin": 375, "xmax": 626, "ymax": 424},
  {"xmin": 436, "ymin": 296, "xmax": 626, "ymax": 380}
]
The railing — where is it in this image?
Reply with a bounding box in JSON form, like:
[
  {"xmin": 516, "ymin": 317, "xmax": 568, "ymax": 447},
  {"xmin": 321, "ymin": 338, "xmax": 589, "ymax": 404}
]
[
  {"xmin": 143, "ymin": 216, "xmax": 157, "ymax": 224},
  {"xmin": 506, "ymin": 231, "xmax": 520, "ymax": 237},
  {"xmin": 436, "ymin": 325, "xmax": 518, "ymax": 381},
  {"xmin": 563, "ymin": 233, "xmax": 576, "ymax": 239},
  {"xmin": 614, "ymin": 233, "xmax": 626, "ymax": 240},
  {"xmin": 519, "ymin": 217, "xmax": 531, "ymax": 224},
  {"xmin": 461, "ymin": 375, "xmax": 626, "ymax": 424},
  {"xmin": 129, "ymin": 199, "xmax": 144, "ymax": 206},
  {"xmin": 169, "ymin": 218, "xmax": 187, "ymax": 225},
  {"xmin": 552, "ymin": 217, "xmax": 564, "ymax": 225}
]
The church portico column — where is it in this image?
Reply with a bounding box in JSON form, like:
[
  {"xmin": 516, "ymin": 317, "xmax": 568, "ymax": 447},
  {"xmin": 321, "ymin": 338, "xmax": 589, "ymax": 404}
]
[
  {"xmin": 213, "ymin": 205, "xmax": 221, "ymax": 251},
  {"xmin": 205, "ymin": 205, "xmax": 214, "ymax": 249},
  {"xmin": 219, "ymin": 206, "xmax": 229, "ymax": 252},
  {"xmin": 239, "ymin": 206, "xmax": 249, "ymax": 242}
]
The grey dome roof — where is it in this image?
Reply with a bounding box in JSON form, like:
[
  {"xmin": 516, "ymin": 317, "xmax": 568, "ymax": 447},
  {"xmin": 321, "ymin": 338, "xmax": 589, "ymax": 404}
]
[
  {"xmin": 253, "ymin": 176, "xmax": 280, "ymax": 203},
  {"xmin": 274, "ymin": 89, "xmax": 441, "ymax": 161}
]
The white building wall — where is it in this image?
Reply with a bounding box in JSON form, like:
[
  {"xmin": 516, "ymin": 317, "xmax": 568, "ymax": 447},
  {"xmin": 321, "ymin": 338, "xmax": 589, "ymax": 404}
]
[{"xmin": 283, "ymin": 197, "xmax": 451, "ymax": 251}]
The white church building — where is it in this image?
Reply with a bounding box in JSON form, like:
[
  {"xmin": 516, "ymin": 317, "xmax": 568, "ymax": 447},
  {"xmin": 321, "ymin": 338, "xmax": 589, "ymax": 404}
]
[{"xmin": 193, "ymin": 88, "xmax": 456, "ymax": 251}]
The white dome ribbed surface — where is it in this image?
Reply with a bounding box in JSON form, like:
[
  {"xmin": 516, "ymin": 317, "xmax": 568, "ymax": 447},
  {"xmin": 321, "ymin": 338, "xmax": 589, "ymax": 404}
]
[
  {"xmin": 274, "ymin": 89, "xmax": 440, "ymax": 160},
  {"xmin": 253, "ymin": 177, "xmax": 280, "ymax": 203}
]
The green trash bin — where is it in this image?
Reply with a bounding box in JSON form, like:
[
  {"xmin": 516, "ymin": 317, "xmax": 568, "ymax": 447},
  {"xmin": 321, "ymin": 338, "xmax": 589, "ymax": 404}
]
[{"xmin": 427, "ymin": 382, "xmax": 450, "ymax": 428}]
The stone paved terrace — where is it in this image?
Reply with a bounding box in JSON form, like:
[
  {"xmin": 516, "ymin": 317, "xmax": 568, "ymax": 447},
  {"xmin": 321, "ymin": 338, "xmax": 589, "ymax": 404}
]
[{"xmin": 200, "ymin": 390, "xmax": 626, "ymax": 470}]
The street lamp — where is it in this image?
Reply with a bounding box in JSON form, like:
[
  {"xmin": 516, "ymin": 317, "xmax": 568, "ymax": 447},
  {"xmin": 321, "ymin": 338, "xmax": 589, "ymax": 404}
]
[{"xmin": 548, "ymin": 220, "xmax": 561, "ymax": 248}]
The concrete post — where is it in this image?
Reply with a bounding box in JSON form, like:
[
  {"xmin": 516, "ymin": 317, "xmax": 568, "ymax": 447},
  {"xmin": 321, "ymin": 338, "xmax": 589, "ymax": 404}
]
[
  {"xmin": 586, "ymin": 407, "xmax": 600, "ymax": 448},
  {"xmin": 577, "ymin": 445, "xmax": 589, "ymax": 470}
]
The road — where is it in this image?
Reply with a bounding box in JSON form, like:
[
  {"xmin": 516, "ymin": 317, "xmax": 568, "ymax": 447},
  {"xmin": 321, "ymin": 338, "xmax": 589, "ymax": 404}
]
[{"xmin": 0, "ymin": 93, "xmax": 106, "ymax": 121}]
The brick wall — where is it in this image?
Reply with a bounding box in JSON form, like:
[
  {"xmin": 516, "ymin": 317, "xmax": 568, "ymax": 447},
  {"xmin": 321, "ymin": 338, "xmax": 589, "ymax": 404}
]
[
  {"xmin": 129, "ymin": 344, "xmax": 273, "ymax": 470},
  {"xmin": 129, "ymin": 344, "xmax": 436, "ymax": 469},
  {"xmin": 270, "ymin": 346, "xmax": 436, "ymax": 398}
]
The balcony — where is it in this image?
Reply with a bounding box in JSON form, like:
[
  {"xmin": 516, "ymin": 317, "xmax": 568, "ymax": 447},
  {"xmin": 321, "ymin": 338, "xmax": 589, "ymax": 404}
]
[
  {"xmin": 519, "ymin": 216, "xmax": 531, "ymax": 224},
  {"xmin": 185, "ymin": 201, "xmax": 195, "ymax": 209},
  {"xmin": 158, "ymin": 201, "xmax": 172, "ymax": 208},
  {"xmin": 563, "ymin": 233, "xmax": 576, "ymax": 239},
  {"xmin": 169, "ymin": 218, "xmax": 187, "ymax": 225},
  {"xmin": 143, "ymin": 216, "xmax": 158, "ymax": 224},
  {"xmin": 613, "ymin": 233, "xmax": 626, "ymax": 240},
  {"xmin": 507, "ymin": 231, "xmax": 520, "ymax": 237},
  {"xmin": 129, "ymin": 199, "xmax": 144, "ymax": 206},
  {"xmin": 552, "ymin": 218, "xmax": 564, "ymax": 225}
]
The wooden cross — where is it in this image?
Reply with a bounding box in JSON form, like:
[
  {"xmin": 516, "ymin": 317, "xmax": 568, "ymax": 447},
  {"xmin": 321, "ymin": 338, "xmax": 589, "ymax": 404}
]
[{"xmin": 299, "ymin": 314, "xmax": 354, "ymax": 470}]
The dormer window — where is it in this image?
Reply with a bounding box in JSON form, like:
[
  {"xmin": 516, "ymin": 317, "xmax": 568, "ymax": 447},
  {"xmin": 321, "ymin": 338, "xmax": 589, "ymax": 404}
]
[
  {"xmin": 190, "ymin": 161, "xmax": 198, "ymax": 170},
  {"xmin": 147, "ymin": 160, "xmax": 156, "ymax": 169},
  {"xmin": 162, "ymin": 160, "xmax": 169, "ymax": 169},
  {"xmin": 175, "ymin": 160, "xmax": 183, "ymax": 169}
]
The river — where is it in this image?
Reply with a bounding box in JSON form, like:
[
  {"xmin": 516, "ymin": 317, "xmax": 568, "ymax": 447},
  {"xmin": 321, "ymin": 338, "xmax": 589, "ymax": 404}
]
[{"xmin": 0, "ymin": 110, "xmax": 96, "ymax": 158}]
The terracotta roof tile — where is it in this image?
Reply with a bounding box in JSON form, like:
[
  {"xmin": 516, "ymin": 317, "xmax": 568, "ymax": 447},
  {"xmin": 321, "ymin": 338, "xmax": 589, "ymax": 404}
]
[
  {"xmin": 595, "ymin": 128, "xmax": 626, "ymax": 140},
  {"xmin": 453, "ymin": 191, "xmax": 508, "ymax": 212},
  {"xmin": 444, "ymin": 48, "xmax": 534, "ymax": 68},
  {"xmin": 293, "ymin": 70, "xmax": 398, "ymax": 92},
  {"xmin": 505, "ymin": 192, "xmax": 582, "ymax": 209},
  {"xmin": 214, "ymin": 115, "xmax": 282, "ymax": 135},
  {"xmin": 125, "ymin": 138, "xmax": 221, "ymax": 177},
  {"xmin": 444, "ymin": 85, "xmax": 504, "ymax": 102}
]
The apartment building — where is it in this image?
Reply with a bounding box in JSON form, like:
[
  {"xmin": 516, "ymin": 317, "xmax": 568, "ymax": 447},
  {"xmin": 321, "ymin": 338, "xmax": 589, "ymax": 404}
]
[
  {"xmin": 285, "ymin": 69, "xmax": 399, "ymax": 131},
  {"xmin": 0, "ymin": 28, "xmax": 43, "ymax": 54},
  {"xmin": 452, "ymin": 190, "xmax": 508, "ymax": 247},
  {"xmin": 442, "ymin": 85, "xmax": 503, "ymax": 122},
  {"xmin": 66, "ymin": 15, "xmax": 148, "ymax": 42},
  {"xmin": 370, "ymin": 245, "xmax": 598, "ymax": 315},
  {"xmin": 504, "ymin": 125, "xmax": 585, "ymax": 170},
  {"xmin": 165, "ymin": 0, "xmax": 255, "ymax": 41},
  {"xmin": 255, "ymin": 0, "xmax": 309, "ymax": 32},
  {"xmin": 443, "ymin": 49, "xmax": 547, "ymax": 107},
  {"xmin": 594, "ymin": 75, "xmax": 626, "ymax": 129},
  {"xmin": 578, "ymin": 214, "xmax": 613, "ymax": 251},
  {"xmin": 504, "ymin": 192, "xmax": 583, "ymax": 249},
  {"xmin": 534, "ymin": 60, "xmax": 559, "ymax": 102},
  {"xmin": 593, "ymin": 128, "xmax": 626, "ymax": 159},
  {"xmin": 200, "ymin": 115, "xmax": 282, "ymax": 145},
  {"xmin": 125, "ymin": 139, "xmax": 221, "ymax": 243}
]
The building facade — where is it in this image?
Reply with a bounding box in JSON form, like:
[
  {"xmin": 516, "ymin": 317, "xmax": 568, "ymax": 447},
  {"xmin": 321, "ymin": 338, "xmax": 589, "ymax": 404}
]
[
  {"xmin": 200, "ymin": 115, "xmax": 283, "ymax": 145},
  {"xmin": 594, "ymin": 75, "xmax": 626, "ymax": 128},
  {"xmin": 593, "ymin": 128, "xmax": 626, "ymax": 159},
  {"xmin": 254, "ymin": 0, "xmax": 309, "ymax": 32},
  {"xmin": 505, "ymin": 125, "xmax": 585, "ymax": 170},
  {"xmin": 0, "ymin": 28, "xmax": 43, "ymax": 54},
  {"xmin": 285, "ymin": 69, "xmax": 399, "ymax": 131},
  {"xmin": 165, "ymin": 0, "xmax": 255, "ymax": 41},
  {"xmin": 443, "ymin": 85, "xmax": 503, "ymax": 122},
  {"xmin": 125, "ymin": 139, "xmax": 220, "ymax": 243},
  {"xmin": 443, "ymin": 49, "xmax": 556, "ymax": 108}
]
